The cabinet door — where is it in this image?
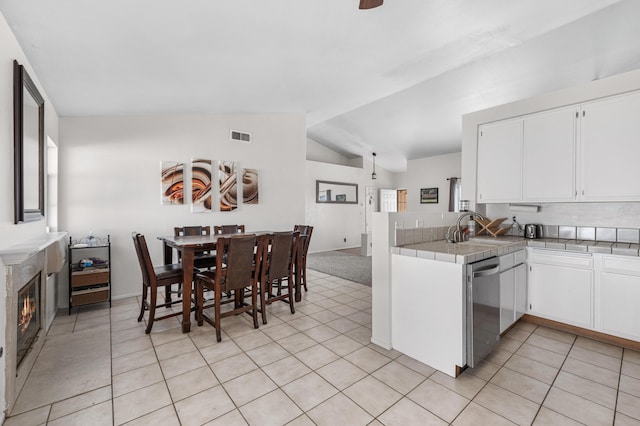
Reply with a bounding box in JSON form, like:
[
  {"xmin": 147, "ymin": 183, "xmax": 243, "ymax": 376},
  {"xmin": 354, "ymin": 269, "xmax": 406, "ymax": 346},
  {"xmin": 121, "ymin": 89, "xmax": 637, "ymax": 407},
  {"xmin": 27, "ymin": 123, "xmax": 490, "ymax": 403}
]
[
  {"xmin": 477, "ymin": 119, "xmax": 523, "ymax": 203},
  {"xmin": 528, "ymin": 263, "xmax": 593, "ymax": 328},
  {"xmin": 581, "ymin": 90, "xmax": 640, "ymax": 201},
  {"xmin": 499, "ymin": 268, "xmax": 515, "ymax": 333},
  {"xmin": 601, "ymin": 272, "xmax": 640, "ymax": 340},
  {"xmin": 514, "ymin": 263, "xmax": 527, "ymax": 321},
  {"xmin": 523, "ymin": 107, "xmax": 577, "ymax": 201}
]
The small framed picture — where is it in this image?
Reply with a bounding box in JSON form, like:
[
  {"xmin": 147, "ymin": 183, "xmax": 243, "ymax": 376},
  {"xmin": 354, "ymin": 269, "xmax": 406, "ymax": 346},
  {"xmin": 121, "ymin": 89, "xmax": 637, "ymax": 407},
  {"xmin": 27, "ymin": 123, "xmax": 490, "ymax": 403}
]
[{"xmin": 420, "ymin": 187, "xmax": 438, "ymax": 204}]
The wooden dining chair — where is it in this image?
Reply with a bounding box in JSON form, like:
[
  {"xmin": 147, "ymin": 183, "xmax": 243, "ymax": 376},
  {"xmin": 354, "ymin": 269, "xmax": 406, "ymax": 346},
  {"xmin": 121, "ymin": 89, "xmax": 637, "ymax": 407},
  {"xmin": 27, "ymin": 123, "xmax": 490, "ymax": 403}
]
[
  {"xmin": 173, "ymin": 226, "xmax": 216, "ymax": 269},
  {"xmin": 195, "ymin": 234, "xmax": 260, "ymax": 342},
  {"xmin": 132, "ymin": 232, "xmax": 191, "ymax": 334},
  {"xmin": 293, "ymin": 225, "xmax": 314, "ymax": 292},
  {"xmin": 213, "ymin": 224, "xmax": 246, "ymax": 235},
  {"xmin": 258, "ymin": 231, "xmax": 298, "ymax": 324}
]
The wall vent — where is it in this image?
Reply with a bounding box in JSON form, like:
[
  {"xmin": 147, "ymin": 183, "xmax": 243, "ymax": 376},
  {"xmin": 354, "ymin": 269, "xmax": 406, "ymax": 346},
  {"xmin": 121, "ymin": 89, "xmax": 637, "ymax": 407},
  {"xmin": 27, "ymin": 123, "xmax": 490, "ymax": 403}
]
[{"xmin": 230, "ymin": 130, "xmax": 251, "ymax": 143}]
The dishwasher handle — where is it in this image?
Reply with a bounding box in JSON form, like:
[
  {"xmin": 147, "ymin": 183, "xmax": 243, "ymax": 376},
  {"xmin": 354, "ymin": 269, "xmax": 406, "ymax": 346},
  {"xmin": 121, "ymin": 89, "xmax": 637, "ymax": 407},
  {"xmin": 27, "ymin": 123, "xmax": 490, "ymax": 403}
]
[{"xmin": 473, "ymin": 265, "xmax": 500, "ymax": 278}]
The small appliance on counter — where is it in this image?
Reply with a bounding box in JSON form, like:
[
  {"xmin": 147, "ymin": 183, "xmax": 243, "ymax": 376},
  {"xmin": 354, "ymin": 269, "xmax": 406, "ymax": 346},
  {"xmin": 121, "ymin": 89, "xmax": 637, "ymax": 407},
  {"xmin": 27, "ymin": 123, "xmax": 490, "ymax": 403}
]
[{"xmin": 525, "ymin": 224, "xmax": 543, "ymax": 239}]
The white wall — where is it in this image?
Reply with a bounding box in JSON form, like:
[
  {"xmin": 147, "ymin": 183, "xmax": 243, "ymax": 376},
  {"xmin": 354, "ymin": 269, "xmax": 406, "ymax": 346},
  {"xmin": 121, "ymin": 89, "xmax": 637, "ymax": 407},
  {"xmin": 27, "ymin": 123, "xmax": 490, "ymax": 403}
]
[
  {"xmin": 392, "ymin": 172, "xmax": 408, "ymax": 190},
  {"xmin": 406, "ymin": 152, "xmax": 461, "ymax": 212},
  {"xmin": 306, "ymin": 137, "xmax": 352, "ymax": 166},
  {"xmin": 305, "ymin": 159, "xmax": 394, "ymax": 252},
  {"xmin": 0, "ymin": 12, "xmax": 61, "ymax": 421},
  {"xmin": 59, "ymin": 114, "xmax": 306, "ymax": 301}
]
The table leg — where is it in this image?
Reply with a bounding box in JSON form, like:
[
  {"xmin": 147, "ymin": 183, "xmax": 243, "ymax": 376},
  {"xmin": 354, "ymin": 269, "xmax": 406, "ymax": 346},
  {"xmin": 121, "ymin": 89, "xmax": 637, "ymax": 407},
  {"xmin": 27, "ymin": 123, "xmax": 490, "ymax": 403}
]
[
  {"xmin": 163, "ymin": 242, "xmax": 173, "ymax": 304},
  {"xmin": 163, "ymin": 242, "xmax": 173, "ymax": 264},
  {"xmin": 181, "ymin": 248, "xmax": 194, "ymax": 333},
  {"xmin": 295, "ymin": 250, "xmax": 302, "ymax": 302}
]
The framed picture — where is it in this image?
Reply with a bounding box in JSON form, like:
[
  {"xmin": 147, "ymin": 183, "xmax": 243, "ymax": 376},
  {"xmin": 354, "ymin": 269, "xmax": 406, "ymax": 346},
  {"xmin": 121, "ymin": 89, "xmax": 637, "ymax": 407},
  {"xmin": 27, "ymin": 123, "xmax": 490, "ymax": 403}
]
[{"xmin": 420, "ymin": 187, "xmax": 438, "ymax": 204}]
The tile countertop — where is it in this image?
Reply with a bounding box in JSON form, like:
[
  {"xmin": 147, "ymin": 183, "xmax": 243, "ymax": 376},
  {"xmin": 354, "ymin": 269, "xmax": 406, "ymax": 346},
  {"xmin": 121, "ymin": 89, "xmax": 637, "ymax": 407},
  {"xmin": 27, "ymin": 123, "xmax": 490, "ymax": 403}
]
[
  {"xmin": 392, "ymin": 236, "xmax": 526, "ymax": 264},
  {"xmin": 392, "ymin": 236, "xmax": 640, "ymax": 264}
]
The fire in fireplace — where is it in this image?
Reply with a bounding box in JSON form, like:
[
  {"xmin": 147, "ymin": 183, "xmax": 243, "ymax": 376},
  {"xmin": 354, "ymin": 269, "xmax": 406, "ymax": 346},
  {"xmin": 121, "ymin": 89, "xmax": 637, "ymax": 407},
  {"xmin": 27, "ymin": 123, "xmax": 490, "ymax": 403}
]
[{"xmin": 17, "ymin": 272, "xmax": 41, "ymax": 368}]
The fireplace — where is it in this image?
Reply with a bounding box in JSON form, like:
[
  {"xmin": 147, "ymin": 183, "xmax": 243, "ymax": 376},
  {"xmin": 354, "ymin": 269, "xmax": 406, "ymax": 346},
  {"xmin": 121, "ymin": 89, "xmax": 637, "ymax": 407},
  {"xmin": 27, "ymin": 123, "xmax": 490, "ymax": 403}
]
[
  {"xmin": 0, "ymin": 232, "xmax": 68, "ymax": 418},
  {"xmin": 16, "ymin": 272, "xmax": 41, "ymax": 369}
]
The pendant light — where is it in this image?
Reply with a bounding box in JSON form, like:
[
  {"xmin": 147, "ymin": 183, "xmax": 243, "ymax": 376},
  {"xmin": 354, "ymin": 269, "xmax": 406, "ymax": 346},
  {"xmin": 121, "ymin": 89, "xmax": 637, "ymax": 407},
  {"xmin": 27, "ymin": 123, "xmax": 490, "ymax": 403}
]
[{"xmin": 372, "ymin": 153, "xmax": 377, "ymax": 180}]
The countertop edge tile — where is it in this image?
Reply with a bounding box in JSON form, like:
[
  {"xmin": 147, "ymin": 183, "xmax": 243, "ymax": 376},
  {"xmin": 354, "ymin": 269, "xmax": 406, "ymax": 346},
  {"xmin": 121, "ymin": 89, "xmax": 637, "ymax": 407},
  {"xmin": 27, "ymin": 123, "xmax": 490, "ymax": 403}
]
[
  {"xmin": 399, "ymin": 248, "xmax": 417, "ymax": 257},
  {"xmin": 435, "ymin": 252, "xmax": 457, "ymax": 263},
  {"xmin": 416, "ymin": 250, "xmax": 435, "ymax": 260},
  {"xmin": 612, "ymin": 247, "xmax": 639, "ymax": 256},
  {"xmin": 588, "ymin": 245, "xmax": 612, "ymax": 254}
]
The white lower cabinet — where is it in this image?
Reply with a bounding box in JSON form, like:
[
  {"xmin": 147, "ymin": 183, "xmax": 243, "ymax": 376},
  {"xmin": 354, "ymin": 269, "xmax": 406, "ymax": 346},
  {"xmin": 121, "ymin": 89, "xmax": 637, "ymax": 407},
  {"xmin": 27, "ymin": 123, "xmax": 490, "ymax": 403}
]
[
  {"xmin": 599, "ymin": 255, "xmax": 640, "ymax": 341},
  {"xmin": 499, "ymin": 251, "xmax": 527, "ymax": 333},
  {"xmin": 500, "ymin": 267, "xmax": 515, "ymax": 333},
  {"xmin": 527, "ymin": 249, "xmax": 594, "ymax": 329},
  {"xmin": 515, "ymin": 263, "xmax": 527, "ymax": 321},
  {"xmin": 391, "ymin": 254, "xmax": 465, "ymax": 378}
]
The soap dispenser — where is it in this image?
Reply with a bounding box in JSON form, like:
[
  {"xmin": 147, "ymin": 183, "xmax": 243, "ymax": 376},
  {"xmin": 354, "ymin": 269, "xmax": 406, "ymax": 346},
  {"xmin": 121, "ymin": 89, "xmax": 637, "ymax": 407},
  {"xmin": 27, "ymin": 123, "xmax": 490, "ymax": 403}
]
[{"xmin": 467, "ymin": 216, "xmax": 476, "ymax": 238}]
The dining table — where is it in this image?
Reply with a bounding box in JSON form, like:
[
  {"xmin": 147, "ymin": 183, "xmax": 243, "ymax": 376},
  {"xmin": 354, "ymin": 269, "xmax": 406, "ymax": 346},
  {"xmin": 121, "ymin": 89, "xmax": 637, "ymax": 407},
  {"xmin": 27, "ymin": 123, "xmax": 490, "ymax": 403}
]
[{"xmin": 158, "ymin": 230, "xmax": 302, "ymax": 333}]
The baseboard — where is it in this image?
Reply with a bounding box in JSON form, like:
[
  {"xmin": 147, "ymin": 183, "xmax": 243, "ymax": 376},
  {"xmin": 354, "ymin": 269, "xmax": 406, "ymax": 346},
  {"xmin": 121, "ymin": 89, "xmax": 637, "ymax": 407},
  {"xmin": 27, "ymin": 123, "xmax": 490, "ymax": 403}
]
[
  {"xmin": 112, "ymin": 291, "xmax": 139, "ymax": 301},
  {"xmin": 521, "ymin": 314, "xmax": 640, "ymax": 352},
  {"xmin": 308, "ymin": 247, "xmax": 360, "ymax": 255},
  {"xmin": 370, "ymin": 337, "xmax": 392, "ymax": 350}
]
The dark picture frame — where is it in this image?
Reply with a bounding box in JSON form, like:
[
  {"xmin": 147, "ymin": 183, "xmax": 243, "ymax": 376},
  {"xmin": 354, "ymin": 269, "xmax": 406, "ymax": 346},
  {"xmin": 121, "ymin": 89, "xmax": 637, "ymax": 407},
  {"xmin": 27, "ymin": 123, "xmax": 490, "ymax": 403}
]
[
  {"xmin": 316, "ymin": 180, "xmax": 358, "ymax": 204},
  {"xmin": 14, "ymin": 60, "xmax": 45, "ymax": 224},
  {"xmin": 420, "ymin": 187, "xmax": 438, "ymax": 204}
]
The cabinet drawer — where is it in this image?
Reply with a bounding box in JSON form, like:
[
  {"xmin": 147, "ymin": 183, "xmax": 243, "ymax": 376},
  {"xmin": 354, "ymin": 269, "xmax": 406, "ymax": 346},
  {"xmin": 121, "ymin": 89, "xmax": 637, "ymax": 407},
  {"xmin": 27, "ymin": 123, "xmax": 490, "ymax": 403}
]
[
  {"xmin": 529, "ymin": 249, "xmax": 593, "ymax": 269},
  {"xmin": 499, "ymin": 253, "xmax": 515, "ymax": 271},
  {"xmin": 71, "ymin": 269, "xmax": 109, "ymax": 287},
  {"xmin": 601, "ymin": 255, "xmax": 640, "ymax": 276},
  {"xmin": 72, "ymin": 288, "xmax": 110, "ymax": 306}
]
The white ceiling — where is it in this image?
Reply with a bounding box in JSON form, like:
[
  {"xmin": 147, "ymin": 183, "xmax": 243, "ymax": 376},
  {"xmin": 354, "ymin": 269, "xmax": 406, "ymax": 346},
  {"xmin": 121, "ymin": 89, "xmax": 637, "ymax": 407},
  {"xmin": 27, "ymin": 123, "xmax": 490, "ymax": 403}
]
[{"xmin": 2, "ymin": 0, "xmax": 639, "ymax": 172}]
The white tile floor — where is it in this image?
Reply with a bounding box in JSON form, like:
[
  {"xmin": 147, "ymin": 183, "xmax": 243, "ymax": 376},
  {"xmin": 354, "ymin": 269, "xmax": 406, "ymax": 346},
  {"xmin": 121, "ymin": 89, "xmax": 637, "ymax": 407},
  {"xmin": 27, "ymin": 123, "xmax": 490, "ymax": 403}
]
[{"xmin": 5, "ymin": 269, "xmax": 640, "ymax": 425}]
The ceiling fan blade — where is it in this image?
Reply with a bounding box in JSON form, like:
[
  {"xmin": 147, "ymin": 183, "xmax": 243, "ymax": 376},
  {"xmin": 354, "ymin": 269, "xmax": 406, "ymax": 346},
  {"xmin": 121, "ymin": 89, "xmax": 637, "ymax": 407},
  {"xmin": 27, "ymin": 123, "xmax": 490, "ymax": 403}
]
[{"xmin": 359, "ymin": 0, "xmax": 383, "ymax": 9}]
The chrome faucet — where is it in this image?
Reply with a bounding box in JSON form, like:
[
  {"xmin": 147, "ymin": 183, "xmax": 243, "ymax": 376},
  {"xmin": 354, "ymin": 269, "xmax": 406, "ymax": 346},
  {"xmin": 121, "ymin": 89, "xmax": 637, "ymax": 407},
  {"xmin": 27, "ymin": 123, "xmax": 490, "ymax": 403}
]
[{"xmin": 446, "ymin": 211, "xmax": 486, "ymax": 243}]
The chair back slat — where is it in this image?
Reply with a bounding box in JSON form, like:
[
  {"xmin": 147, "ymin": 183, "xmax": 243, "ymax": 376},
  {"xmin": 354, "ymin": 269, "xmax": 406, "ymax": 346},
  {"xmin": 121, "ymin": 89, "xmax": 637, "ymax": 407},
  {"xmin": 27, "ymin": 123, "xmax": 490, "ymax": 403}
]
[
  {"xmin": 214, "ymin": 224, "xmax": 245, "ymax": 235},
  {"xmin": 294, "ymin": 224, "xmax": 309, "ymax": 235},
  {"xmin": 218, "ymin": 235, "xmax": 257, "ymax": 290},
  {"xmin": 268, "ymin": 231, "xmax": 296, "ymax": 279},
  {"xmin": 302, "ymin": 226, "xmax": 313, "ymax": 253},
  {"xmin": 294, "ymin": 225, "xmax": 313, "ymax": 255},
  {"xmin": 132, "ymin": 232, "xmax": 156, "ymax": 287},
  {"xmin": 174, "ymin": 226, "xmax": 210, "ymax": 236}
]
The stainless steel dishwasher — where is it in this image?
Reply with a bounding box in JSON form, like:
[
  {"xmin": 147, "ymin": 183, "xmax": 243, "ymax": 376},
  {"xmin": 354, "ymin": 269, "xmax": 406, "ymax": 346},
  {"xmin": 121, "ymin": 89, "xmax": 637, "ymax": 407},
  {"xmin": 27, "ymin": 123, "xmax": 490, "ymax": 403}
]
[{"xmin": 466, "ymin": 256, "xmax": 501, "ymax": 368}]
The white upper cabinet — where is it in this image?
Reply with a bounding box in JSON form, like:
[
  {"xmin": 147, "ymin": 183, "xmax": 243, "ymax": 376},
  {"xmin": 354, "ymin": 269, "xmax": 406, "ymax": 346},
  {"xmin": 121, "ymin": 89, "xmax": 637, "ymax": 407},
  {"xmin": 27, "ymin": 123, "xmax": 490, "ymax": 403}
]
[
  {"xmin": 477, "ymin": 119, "xmax": 522, "ymax": 203},
  {"xmin": 523, "ymin": 107, "xmax": 577, "ymax": 202},
  {"xmin": 580, "ymin": 91, "xmax": 640, "ymax": 201},
  {"xmin": 476, "ymin": 89, "xmax": 640, "ymax": 204}
]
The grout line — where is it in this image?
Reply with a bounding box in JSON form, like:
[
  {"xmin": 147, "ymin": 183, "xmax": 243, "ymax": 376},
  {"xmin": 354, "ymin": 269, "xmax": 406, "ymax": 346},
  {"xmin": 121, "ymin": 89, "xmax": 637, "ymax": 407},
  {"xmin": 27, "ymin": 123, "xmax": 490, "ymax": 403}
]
[
  {"xmin": 530, "ymin": 328, "xmax": 577, "ymax": 423},
  {"xmin": 612, "ymin": 349, "xmax": 625, "ymax": 424}
]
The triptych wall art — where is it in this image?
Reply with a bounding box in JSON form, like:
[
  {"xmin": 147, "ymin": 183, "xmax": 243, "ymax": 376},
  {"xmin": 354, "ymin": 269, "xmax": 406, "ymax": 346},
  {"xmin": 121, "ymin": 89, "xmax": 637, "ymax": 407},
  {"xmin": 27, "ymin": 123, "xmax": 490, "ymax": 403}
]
[
  {"xmin": 191, "ymin": 159, "xmax": 212, "ymax": 213},
  {"xmin": 161, "ymin": 161, "xmax": 185, "ymax": 205},
  {"xmin": 161, "ymin": 159, "xmax": 259, "ymax": 212}
]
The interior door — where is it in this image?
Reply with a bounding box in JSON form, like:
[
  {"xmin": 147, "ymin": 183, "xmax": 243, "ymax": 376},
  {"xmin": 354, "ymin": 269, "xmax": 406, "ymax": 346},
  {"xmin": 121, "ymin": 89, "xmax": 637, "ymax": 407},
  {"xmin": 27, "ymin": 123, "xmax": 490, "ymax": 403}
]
[
  {"xmin": 364, "ymin": 186, "xmax": 379, "ymax": 233},
  {"xmin": 380, "ymin": 189, "xmax": 397, "ymax": 213}
]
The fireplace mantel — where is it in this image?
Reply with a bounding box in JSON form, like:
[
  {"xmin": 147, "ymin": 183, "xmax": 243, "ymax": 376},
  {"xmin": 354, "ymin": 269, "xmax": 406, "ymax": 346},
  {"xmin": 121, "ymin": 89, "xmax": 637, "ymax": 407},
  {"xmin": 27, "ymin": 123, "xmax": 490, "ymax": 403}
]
[{"xmin": 0, "ymin": 232, "xmax": 67, "ymax": 267}]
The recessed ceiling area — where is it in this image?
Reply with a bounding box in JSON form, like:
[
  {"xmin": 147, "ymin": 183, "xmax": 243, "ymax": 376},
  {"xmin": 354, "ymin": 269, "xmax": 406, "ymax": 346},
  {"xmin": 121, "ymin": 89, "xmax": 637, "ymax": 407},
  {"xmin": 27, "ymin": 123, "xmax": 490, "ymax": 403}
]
[{"xmin": 1, "ymin": 0, "xmax": 639, "ymax": 172}]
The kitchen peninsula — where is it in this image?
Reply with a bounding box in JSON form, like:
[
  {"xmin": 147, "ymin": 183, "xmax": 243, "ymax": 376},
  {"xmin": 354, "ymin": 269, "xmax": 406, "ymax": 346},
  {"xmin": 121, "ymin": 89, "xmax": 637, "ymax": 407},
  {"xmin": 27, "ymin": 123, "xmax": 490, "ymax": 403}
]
[
  {"xmin": 391, "ymin": 235, "xmax": 525, "ymax": 377},
  {"xmin": 384, "ymin": 224, "xmax": 640, "ymax": 379}
]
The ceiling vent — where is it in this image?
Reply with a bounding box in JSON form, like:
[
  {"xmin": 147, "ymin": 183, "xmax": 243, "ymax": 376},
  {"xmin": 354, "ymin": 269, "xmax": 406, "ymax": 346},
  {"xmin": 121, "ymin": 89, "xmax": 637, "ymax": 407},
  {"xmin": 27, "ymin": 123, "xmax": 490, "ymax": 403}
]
[{"xmin": 230, "ymin": 130, "xmax": 251, "ymax": 143}]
